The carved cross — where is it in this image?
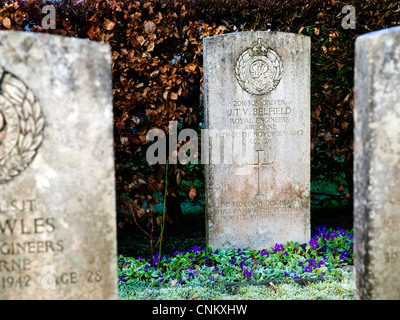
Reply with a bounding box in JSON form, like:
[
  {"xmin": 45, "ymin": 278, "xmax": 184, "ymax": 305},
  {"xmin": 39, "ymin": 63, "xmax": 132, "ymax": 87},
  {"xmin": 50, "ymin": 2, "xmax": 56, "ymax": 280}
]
[{"xmin": 248, "ymin": 149, "xmax": 274, "ymax": 196}]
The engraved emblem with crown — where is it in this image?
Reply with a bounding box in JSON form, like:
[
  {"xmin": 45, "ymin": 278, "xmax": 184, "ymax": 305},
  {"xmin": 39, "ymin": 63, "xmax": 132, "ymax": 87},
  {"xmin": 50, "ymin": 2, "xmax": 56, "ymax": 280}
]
[{"xmin": 235, "ymin": 38, "xmax": 283, "ymax": 95}]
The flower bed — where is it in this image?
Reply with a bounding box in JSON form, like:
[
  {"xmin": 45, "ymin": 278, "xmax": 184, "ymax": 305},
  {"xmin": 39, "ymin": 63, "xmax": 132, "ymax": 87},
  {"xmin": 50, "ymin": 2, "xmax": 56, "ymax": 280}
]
[{"xmin": 118, "ymin": 226, "xmax": 353, "ymax": 287}]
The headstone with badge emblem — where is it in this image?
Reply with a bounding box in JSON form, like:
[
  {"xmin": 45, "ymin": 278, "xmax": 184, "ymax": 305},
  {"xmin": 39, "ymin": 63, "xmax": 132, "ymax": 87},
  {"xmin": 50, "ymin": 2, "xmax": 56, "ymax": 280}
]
[
  {"xmin": 0, "ymin": 31, "xmax": 117, "ymax": 299},
  {"xmin": 203, "ymin": 31, "xmax": 311, "ymax": 250}
]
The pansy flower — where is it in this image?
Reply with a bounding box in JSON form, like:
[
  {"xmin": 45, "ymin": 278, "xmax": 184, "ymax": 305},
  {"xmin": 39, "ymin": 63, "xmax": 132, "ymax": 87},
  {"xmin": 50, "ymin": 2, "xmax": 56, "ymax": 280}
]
[
  {"xmin": 243, "ymin": 269, "xmax": 253, "ymax": 278},
  {"xmin": 309, "ymin": 238, "xmax": 318, "ymax": 249},
  {"xmin": 305, "ymin": 266, "xmax": 313, "ymax": 273},
  {"xmin": 272, "ymin": 243, "xmax": 284, "ymax": 252}
]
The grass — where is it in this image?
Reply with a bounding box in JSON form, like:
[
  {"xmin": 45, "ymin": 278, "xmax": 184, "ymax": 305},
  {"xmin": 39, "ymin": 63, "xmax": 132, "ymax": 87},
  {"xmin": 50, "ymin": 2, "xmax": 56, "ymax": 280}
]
[{"xmin": 118, "ymin": 276, "xmax": 354, "ymax": 300}]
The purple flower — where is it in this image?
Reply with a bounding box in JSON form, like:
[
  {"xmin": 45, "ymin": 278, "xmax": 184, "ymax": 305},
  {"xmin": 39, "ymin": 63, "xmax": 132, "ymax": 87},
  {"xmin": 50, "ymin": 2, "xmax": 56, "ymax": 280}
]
[
  {"xmin": 272, "ymin": 243, "xmax": 284, "ymax": 252},
  {"xmin": 293, "ymin": 274, "xmax": 299, "ymax": 279},
  {"xmin": 317, "ymin": 260, "xmax": 325, "ymax": 268},
  {"xmin": 187, "ymin": 266, "xmax": 194, "ymax": 270},
  {"xmin": 260, "ymin": 249, "xmax": 269, "ymax": 257},
  {"xmin": 306, "ymin": 259, "xmax": 316, "ymax": 268},
  {"xmin": 190, "ymin": 245, "xmax": 200, "ymax": 253},
  {"xmin": 137, "ymin": 256, "xmax": 143, "ymax": 261},
  {"xmin": 319, "ymin": 244, "xmax": 327, "ymax": 252},
  {"xmin": 230, "ymin": 258, "xmax": 237, "ymax": 264},
  {"xmin": 305, "ymin": 266, "xmax": 313, "ymax": 273},
  {"xmin": 213, "ymin": 266, "xmax": 219, "ymax": 272},
  {"xmin": 144, "ymin": 265, "xmax": 149, "ymax": 272},
  {"xmin": 119, "ymin": 277, "xmax": 125, "ymax": 282},
  {"xmin": 188, "ymin": 272, "xmax": 194, "ymax": 278},
  {"xmin": 309, "ymin": 238, "xmax": 318, "ymax": 249},
  {"xmin": 284, "ymin": 272, "xmax": 289, "ymax": 277},
  {"xmin": 243, "ymin": 269, "xmax": 253, "ymax": 278},
  {"xmin": 342, "ymin": 250, "xmax": 349, "ymax": 256}
]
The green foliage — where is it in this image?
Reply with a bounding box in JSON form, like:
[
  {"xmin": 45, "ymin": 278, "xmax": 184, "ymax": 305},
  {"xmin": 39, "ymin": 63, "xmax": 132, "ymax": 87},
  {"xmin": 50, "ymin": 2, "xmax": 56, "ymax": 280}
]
[{"xmin": 118, "ymin": 226, "xmax": 353, "ymax": 287}]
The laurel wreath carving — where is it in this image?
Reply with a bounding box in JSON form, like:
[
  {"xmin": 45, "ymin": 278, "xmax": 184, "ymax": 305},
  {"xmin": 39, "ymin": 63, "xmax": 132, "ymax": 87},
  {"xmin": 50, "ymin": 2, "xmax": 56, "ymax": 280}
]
[
  {"xmin": 235, "ymin": 42, "xmax": 283, "ymax": 95},
  {"xmin": 0, "ymin": 68, "xmax": 45, "ymax": 184}
]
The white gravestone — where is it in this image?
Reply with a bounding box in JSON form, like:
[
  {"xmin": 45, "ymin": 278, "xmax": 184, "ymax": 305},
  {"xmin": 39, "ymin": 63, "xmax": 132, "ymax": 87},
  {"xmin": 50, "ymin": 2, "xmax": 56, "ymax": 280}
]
[
  {"xmin": 203, "ymin": 31, "xmax": 311, "ymax": 250},
  {"xmin": 0, "ymin": 32, "xmax": 117, "ymax": 300}
]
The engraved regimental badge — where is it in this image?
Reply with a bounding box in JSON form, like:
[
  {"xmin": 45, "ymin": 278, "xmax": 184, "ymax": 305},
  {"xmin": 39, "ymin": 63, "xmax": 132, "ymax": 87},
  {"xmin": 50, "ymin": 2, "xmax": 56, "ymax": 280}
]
[
  {"xmin": 0, "ymin": 66, "xmax": 44, "ymax": 184},
  {"xmin": 235, "ymin": 38, "xmax": 283, "ymax": 95}
]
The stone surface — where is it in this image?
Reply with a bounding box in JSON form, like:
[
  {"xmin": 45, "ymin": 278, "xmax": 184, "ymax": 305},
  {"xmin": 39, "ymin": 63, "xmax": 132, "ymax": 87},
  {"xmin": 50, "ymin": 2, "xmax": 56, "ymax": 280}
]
[
  {"xmin": 203, "ymin": 31, "xmax": 310, "ymax": 250},
  {"xmin": 0, "ymin": 32, "xmax": 117, "ymax": 299},
  {"xmin": 354, "ymin": 26, "xmax": 400, "ymax": 300}
]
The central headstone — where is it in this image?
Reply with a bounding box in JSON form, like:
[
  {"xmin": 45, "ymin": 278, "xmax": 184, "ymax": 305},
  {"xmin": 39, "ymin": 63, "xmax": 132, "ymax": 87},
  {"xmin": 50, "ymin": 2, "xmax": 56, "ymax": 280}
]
[
  {"xmin": 0, "ymin": 32, "xmax": 117, "ymax": 299},
  {"xmin": 203, "ymin": 31, "xmax": 310, "ymax": 250}
]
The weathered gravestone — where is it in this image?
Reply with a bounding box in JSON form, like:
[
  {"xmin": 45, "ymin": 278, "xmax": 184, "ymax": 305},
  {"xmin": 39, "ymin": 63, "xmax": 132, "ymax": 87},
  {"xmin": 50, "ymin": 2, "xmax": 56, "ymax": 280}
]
[
  {"xmin": 354, "ymin": 26, "xmax": 400, "ymax": 300},
  {"xmin": 0, "ymin": 32, "xmax": 117, "ymax": 299},
  {"xmin": 203, "ymin": 31, "xmax": 310, "ymax": 250}
]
